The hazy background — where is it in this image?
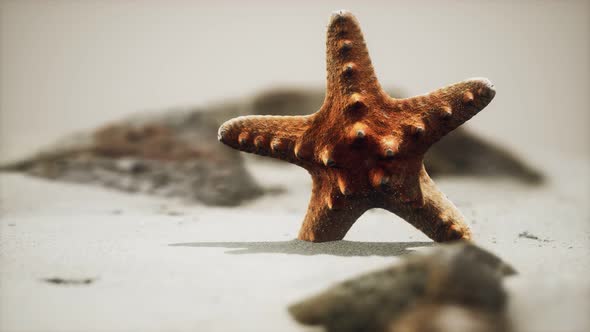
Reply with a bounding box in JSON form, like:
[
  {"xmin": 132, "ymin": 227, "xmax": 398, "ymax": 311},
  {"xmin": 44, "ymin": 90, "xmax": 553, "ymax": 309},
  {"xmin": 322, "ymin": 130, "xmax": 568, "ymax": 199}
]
[{"xmin": 1, "ymin": 0, "xmax": 589, "ymax": 163}]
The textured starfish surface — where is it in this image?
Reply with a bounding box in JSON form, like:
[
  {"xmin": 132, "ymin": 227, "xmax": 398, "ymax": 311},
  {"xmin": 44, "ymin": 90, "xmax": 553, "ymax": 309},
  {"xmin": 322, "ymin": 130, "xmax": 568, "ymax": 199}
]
[{"xmin": 218, "ymin": 11, "xmax": 496, "ymax": 242}]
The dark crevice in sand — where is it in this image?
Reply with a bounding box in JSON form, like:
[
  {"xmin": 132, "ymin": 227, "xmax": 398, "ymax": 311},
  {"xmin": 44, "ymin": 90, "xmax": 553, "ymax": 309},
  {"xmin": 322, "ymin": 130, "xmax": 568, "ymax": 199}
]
[{"xmin": 168, "ymin": 239, "xmax": 433, "ymax": 257}]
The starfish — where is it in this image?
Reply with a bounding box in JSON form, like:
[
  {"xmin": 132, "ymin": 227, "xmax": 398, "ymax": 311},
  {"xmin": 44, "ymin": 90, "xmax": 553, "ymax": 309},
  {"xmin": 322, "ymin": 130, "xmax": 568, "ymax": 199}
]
[{"xmin": 218, "ymin": 10, "xmax": 495, "ymax": 242}]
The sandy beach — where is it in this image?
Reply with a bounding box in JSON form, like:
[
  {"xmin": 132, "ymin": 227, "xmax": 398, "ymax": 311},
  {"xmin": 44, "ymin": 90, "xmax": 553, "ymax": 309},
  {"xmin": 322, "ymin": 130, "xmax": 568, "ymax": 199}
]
[{"xmin": 1, "ymin": 154, "xmax": 589, "ymax": 331}]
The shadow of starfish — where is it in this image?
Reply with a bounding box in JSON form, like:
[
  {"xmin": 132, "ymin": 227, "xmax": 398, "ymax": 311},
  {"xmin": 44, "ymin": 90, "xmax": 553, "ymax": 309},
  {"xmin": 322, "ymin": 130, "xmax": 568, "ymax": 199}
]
[{"xmin": 168, "ymin": 239, "xmax": 433, "ymax": 257}]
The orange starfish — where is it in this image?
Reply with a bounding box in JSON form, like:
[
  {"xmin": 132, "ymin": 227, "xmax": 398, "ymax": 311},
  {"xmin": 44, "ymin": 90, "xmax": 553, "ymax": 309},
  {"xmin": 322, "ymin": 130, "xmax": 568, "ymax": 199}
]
[{"xmin": 218, "ymin": 10, "xmax": 495, "ymax": 242}]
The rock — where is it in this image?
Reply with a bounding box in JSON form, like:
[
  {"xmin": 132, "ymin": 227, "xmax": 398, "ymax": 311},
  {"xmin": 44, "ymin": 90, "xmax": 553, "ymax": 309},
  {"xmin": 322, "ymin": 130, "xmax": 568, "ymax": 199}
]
[
  {"xmin": 288, "ymin": 243, "xmax": 515, "ymax": 332},
  {"xmin": 0, "ymin": 110, "xmax": 263, "ymax": 206},
  {"xmin": 424, "ymin": 129, "xmax": 543, "ymax": 184}
]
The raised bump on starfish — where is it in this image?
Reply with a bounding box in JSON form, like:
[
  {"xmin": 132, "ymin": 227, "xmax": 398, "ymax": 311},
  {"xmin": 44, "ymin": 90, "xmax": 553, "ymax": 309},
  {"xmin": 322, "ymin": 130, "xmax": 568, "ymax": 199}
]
[{"xmin": 218, "ymin": 10, "xmax": 495, "ymax": 242}]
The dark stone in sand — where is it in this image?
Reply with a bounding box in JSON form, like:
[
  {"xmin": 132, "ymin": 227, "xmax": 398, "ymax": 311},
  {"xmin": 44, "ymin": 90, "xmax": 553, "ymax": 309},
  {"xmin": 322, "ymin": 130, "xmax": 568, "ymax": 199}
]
[
  {"xmin": 518, "ymin": 231, "xmax": 550, "ymax": 242},
  {"xmin": 43, "ymin": 277, "xmax": 96, "ymax": 285},
  {"xmin": 289, "ymin": 243, "xmax": 516, "ymax": 332},
  {"xmin": 519, "ymin": 231, "xmax": 540, "ymax": 240}
]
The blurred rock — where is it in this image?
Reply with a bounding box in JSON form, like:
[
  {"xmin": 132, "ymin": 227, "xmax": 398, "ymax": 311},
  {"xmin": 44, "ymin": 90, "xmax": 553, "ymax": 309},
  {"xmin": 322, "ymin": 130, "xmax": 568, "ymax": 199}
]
[
  {"xmin": 289, "ymin": 243, "xmax": 515, "ymax": 332},
  {"xmin": 424, "ymin": 129, "xmax": 543, "ymax": 184},
  {"xmin": 0, "ymin": 110, "xmax": 263, "ymax": 206}
]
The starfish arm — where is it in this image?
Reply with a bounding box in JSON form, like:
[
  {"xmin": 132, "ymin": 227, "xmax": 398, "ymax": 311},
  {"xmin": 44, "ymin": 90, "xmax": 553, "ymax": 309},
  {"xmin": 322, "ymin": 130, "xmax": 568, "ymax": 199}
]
[
  {"xmin": 397, "ymin": 78, "xmax": 496, "ymax": 147},
  {"xmin": 218, "ymin": 115, "xmax": 312, "ymax": 164},
  {"xmin": 298, "ymin": 173, "xmax": 367, "ymax": 242},
  {"xmin": 384, "ymin": 166, "xmax": 472, "ymax": 242},
  {"xmin": 325, "ymin": 10, "xmax": 384, "ymax": 100}
]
